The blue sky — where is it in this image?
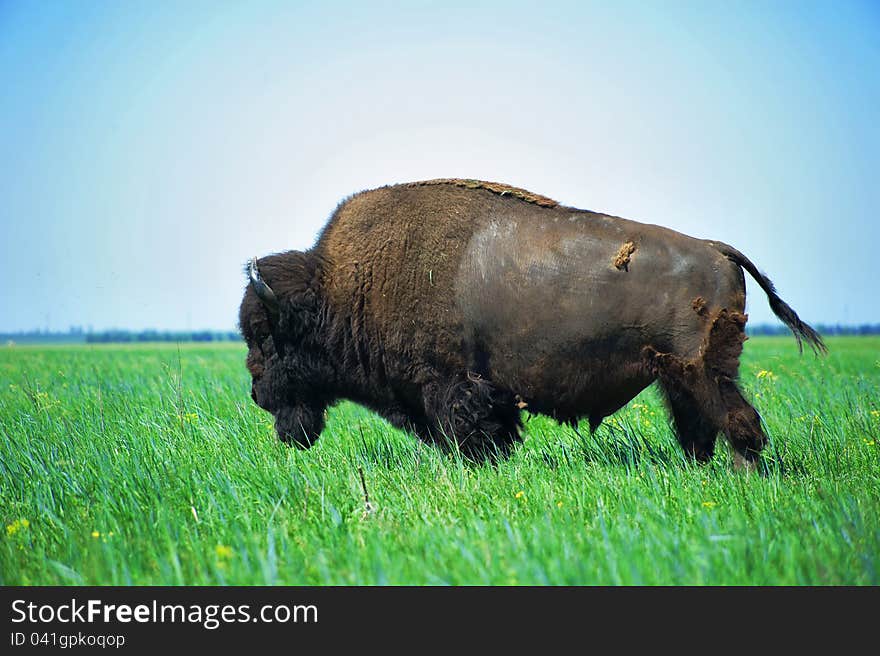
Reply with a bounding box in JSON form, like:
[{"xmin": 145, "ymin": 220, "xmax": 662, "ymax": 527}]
[{"xmin": 2, "ymin": 1, "xmax": 878, "ymax": 332}]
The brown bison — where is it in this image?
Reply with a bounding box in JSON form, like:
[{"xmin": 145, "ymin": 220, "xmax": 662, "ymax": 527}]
[{"xmin": 239, "ymin": 179, "xmax": 825, "ymax": 467}]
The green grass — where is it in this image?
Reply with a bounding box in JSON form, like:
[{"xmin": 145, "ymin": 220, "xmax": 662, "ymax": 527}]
[{"xmin": 1, "ymin": 337, "xmax": 878, "ymax": 585}]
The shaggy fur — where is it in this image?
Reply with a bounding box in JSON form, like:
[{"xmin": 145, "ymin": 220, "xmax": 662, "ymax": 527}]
[
  {"xmin": 239, "ymin": 179, "xmax": 825, "ymax": 465},
  {"xmin": 406, "ymin": 178, "xmax": 559, "ymax": 208}
]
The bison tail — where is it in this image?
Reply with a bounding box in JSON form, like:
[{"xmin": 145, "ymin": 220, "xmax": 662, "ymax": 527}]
[{"xmin": 707, "ymin": 241, "xmax": 827, "ymax": 355}]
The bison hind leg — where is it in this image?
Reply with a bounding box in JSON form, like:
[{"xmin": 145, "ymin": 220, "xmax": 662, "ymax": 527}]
[
  {"xmin": 718, "ymin": 380, "xmax": 768, "ymax": 471},
  {"xmin": 644, "ymin": 347, "xmax": 720, "ymax": 462},
  {"xmin": 423, "ymin": 373, "xmax": 523, "ymax": 461},
  {"xmin": 659, "ymin": 379, "xmax": 720, "ymax": 463},
  {"xmin": 645, "ymin": 307, "xmax": 769, "ymax": 469},
  {"xmin": 703, "ymin": 309, "xmax": 768, "ymax": 469}
]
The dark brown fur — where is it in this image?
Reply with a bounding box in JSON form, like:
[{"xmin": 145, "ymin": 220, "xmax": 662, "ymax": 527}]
[{"xmin": 239, "ymin": 179, "xmax": 825, "ymax": 464}]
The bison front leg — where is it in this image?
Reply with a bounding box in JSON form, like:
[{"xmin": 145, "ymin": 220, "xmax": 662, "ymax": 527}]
[
  {"xmin": 422, "ymin": 373, "xmax": 523, "ymax": 461},
  {"xmin": 274, "ymin": 403, "xmax": 326, "ymax": 448}
]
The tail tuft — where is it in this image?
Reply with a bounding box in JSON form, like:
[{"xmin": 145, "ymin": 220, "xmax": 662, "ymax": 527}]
[{"xmin": 767, "ymin": 294, "xmax": 827, "ymax": 355}]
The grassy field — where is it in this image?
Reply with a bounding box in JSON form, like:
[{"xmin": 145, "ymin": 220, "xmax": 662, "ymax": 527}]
[{"xmin": 1, "ymin": 337, "xmax": 877, "ymax": 585}]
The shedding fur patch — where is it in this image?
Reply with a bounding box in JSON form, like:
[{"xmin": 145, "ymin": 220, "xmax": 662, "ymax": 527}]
[
  {"xmin": 642, "ymin": 309, "xmax": 749, "ymax": 385},
  {"xmin": 642, "ymin": 346, "xmax": 697, "ymax": 382},
  {"xmin": 612, "ymin": 241, "xmax": 636, "ymax": 271},
  {"xmin": 703, "ymin": 309, "xmax": 748, "ymax": 380},
  {"xmin": 407, "ymin": 179, "xmax": 558, "ymax": 207}
]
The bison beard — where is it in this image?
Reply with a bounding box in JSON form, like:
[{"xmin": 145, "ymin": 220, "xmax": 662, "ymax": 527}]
[
  {"xmin": 238, "ymin": 179, "xmax": 825, "ymax": 467},
  {"xmin": 275, "ymin": 404, "xmax": 325, "ymax": 448}
]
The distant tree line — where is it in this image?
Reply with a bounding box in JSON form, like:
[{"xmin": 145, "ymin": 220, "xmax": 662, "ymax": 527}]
[
  {"xmin": 3, "ymin": 324, "xmax": 880, "ymax": 345},
  {"xmin": 1, "ymin": 329, "xmax": 242, "ymax": 344},
  {"xmin": 746, "ymin": 324, "xmax": 880, "ymax": 337},
  {"xmin": 84, "ymin": 330, "xmax": 242, "ymax": 343}
]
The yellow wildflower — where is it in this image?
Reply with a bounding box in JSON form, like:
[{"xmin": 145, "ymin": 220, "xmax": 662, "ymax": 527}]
[
  {"xmin": 91, "ymin": 531, "xmax": 100, "ymax": 538},
  {"xmin": 6, "ymin": 519, "xmax": 30, "ymax": 537},
  {"xmin": 515, "ymin": 491, "xmax": 526, "ymax": 500},
  {"xmin": 215, "ymin": 544, "xmax": 233, "ymax": 559},
  {"xmin": 701, "ymin": 501, "xmax": 717, "ymax": 509}
]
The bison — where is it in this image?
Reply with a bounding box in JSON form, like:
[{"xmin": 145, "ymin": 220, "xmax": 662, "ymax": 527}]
[{"xmin": 239, "ymin": 178, "xmax": 825, "ymax": 467}]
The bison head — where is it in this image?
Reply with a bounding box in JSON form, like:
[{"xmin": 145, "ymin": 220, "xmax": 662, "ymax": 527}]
[{"xmin": 238, "ymin": 251, "xmax": 332, "ymax": 448}]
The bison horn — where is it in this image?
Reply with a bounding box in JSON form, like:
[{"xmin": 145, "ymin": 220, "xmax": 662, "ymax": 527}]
[{"xmin": 248, "ymin": 256, "xmax": 279, "ymax": 318}]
